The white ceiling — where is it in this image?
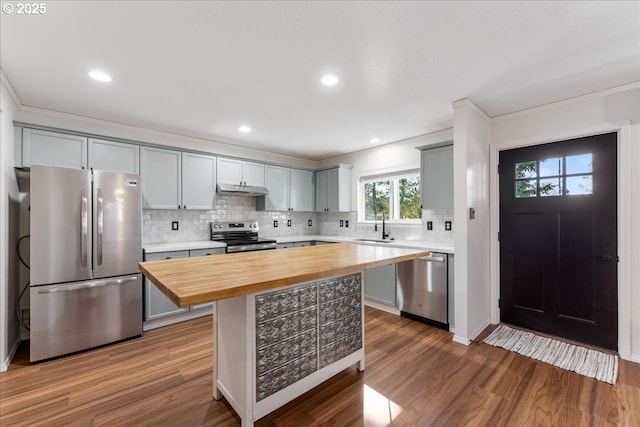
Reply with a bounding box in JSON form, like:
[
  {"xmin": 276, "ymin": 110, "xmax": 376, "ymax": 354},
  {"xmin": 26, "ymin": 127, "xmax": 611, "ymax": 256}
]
[{"xmin": 1, "ymin": 1, "xmax": 638, "ymax": 160}]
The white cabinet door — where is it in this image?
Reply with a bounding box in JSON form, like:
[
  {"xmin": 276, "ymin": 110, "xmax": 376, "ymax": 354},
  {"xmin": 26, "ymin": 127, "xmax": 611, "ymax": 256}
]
[
  {"xmin": 140, "ymin": 146, "xmax": 181, "ymax": 209},
  {"xmin": 217, "ymin": 157, "xmax": 243, "ymax": 185},
  {"xmin": 182, "ymin": 152, "xmax": 216, "ymax": 210},
  {"xmin": 263, "ymin": 165, "xmax": 290, "ymax": 211},
  {"xmin": 290, "ymin": 169, "xmax": 315, "ymax": 211},
  {"xmin": 315, "ymin": 170, "xmax": 329, "ymax": 212},
  {"xmin": 88, "ymin": 138, "xmax": 139, "ymax": 173},
  {"xmin": 421, "ymin": 145, "xmax": 453, "ymax": 209},
  {"xmin": 144, "ymin": 250, "xmax": 189, "ymax": 320},
  {"xmin": 243, "ymin": 161, "xmax": 265, "ymax": 187},
  {"xmin": 23, "ymin": 128, "xmax": 87, "ymax": 169}
]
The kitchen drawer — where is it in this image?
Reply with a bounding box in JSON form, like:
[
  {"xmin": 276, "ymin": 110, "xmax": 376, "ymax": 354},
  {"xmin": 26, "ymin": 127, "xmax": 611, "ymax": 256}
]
[
  {"xmin": 144, "ymin": 250, "xmax": 189, "ymax": 261},
  {"xmin": 189, "ymin": 248, "xmax": 225, "ymax": 257}
]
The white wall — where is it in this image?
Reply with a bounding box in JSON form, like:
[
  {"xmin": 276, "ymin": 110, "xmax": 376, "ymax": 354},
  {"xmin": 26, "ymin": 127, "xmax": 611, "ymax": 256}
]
[
  {"xmin": 317, "ymin": 128, "xmax": 454, "ymax": 211},
  {"xmin": 451, "ymin": 99, "xmax": 492, "ymax": 344},
  {"xmin": 1, "ymin": 75, "xmax": 21, "ymax": 371},
  {"xmin": 489, "ymin": 83, "xmax": 640, "ymax": 362}
]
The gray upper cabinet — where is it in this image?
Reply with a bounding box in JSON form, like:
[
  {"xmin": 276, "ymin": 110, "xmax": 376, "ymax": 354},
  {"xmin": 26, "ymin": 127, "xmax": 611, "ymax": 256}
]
[
  {"xmin": 217, "ymin": 157, "xmax": 265, "ymax": 187},
  {"xmin": 420, "ymin": 144, "xmax": 453, "ymax": 210},
  {"xmin": 140, "ymin": 146, "xmax": 182, "ymax": 209},
  {"xmin": 290, "ymin": 168, "xmax": 315, "ymax": 211},
  {"xmin": 21, "ymin": 128, "xmax": 88, "ymax": 169},
  {"xmin": 182, "ymin": 152, "xmax": 216, "ymax": 210},
  {"xmin": 141, "ymin": 147, "xmax": 216, "ymax": 210},
  {"xmin": 88, "ymin": 138, "xmax": 139, "ymax": 173},
  {"xmin": 257, "ymin": 166, "xmax": 315, "ymax": 212},
  {"xmin": 316, "ymin": 165, "xmax": 352, "ymax": 212},
  {"xmin": 262, "ymin": 165, "xmax": 290, "ymax": 211}
]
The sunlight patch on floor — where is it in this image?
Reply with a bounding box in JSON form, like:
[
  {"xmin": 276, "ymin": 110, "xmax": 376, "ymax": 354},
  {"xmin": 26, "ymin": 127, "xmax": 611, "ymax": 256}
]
[{"xmin": 363, "ymin": 384, "xmax": 402, "ymax": 426}]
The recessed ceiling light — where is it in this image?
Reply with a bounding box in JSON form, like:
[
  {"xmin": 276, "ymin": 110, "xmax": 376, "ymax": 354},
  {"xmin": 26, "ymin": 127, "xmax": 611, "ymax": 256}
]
[
  {"xmin": 321, "ymin": 74, "xmax": 339, "ymax": 86},
  {"xmin": 370, "ymin": 138, "xmax": 380, "ymax": 144},
  {"xmin": 238, "ymin": 126, "xmax": 251, "ymax": 133},
  {"xmin": 88, "ymin": 70, "xmax": 112, "ymax": 82}
]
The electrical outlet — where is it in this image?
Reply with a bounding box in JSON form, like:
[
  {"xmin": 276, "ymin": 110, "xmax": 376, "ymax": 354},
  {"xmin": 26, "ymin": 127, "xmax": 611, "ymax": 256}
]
[
  {"xmin": 171, "ymin": 221, "xmax": 179, "ymax": 231},
  {"xmin": 345, "ymin": 220, "xmax": 349, "ymax": 227},
  {"xmin": 287, "ymin": 219, "xmax": 292, "ymax": 227},
  {"xmin": 339, "ymin": 220, "xmax": 344, "ymax": 227},
  {"xmin": 308, "ymin": 219, "xmax": 312, "ymax": 226},
  {"xmin": 427, "ymin": 221, "xmax": 433, "ymax": 230},
  {"xmin": 445, "ymin": 221, "xmax": 452, "ymax": 231},
  {"xmin": 273, "ymin": 220, "xmax": 278, "ymax": 228}
]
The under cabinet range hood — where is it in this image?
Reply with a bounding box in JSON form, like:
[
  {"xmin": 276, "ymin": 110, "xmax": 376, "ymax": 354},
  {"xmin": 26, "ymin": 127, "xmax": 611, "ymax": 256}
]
[{"xmin": 216, "ymin": 183, "xmax": 270, "ymax": 197}]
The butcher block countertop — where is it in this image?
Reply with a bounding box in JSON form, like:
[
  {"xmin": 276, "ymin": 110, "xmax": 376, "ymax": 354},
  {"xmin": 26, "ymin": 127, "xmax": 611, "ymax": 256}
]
[{"xmin": 139, "ymin": 243, "xmax": 430, "ymax": 307}]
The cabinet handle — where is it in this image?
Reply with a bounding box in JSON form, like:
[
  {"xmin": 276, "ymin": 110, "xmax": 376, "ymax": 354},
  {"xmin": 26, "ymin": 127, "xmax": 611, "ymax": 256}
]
[
  {"xmin": 178, "ymin": 205, "xmax": 181, "ymax": 209},
  {"xmin": 183, "ymin": 205, "xmax": 187, "ymax": 209},
  {"xmin": 165, "ymin": 257, "xmax": 172, "ymax": 260}
]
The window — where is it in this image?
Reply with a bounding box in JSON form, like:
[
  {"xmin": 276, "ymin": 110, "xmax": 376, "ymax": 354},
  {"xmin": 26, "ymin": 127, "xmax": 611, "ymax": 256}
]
[
  {"xmin": 359, "ymin": 170, "xmax": 421, "ymax": 222},
  {"xmin": 515, "ymin": 153, "xmax": 593, "ymax": 198}
]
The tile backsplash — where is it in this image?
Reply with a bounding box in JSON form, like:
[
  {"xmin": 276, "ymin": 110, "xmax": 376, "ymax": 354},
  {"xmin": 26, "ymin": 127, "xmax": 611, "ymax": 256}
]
[
  {"xmin": 316, "ymin": 209, "xmax": 454, "ymax": 245},
  {"xmin": 143, "ymin": 194, "xmax": 454, "ymax": 246},
  {"xmin": 142, "ymin": 195, "xmax": 318, "ymax": 243}
]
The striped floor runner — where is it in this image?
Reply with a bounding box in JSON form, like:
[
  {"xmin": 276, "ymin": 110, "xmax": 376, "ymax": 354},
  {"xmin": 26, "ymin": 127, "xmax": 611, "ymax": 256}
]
[{"xmin": 483, "ymin": 324, "xmax": 618, "ymax": 385}]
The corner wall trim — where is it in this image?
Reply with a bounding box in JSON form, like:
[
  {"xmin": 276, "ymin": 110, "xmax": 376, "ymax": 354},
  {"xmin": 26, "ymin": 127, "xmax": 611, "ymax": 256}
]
[
  {"xmin": 1, "ymin": 337, "xmax": 21, "ymax": 372},
  {"xmin": 452, "ymin": 335, "xmax": 471, "ymax": 346}
]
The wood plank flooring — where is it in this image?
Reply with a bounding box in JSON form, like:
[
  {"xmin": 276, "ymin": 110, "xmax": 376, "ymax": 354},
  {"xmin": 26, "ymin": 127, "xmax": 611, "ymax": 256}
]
[{"xmin": 1, "ymin": 307, "xmax": 638, "ymax": 426}]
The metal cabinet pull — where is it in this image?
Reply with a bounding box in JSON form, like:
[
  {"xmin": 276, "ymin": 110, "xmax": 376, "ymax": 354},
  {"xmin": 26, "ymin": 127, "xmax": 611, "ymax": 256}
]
[
  {"xmin": 81, "ymin": 187, "xmax": 88, "ymax": 267},
  {"xmin": 419, "ymin": 255, "xmax": 446, "ymax": 262},
  {"xmin": 97, "ymin": 188, "xmax": 103, "ymax": 266}
]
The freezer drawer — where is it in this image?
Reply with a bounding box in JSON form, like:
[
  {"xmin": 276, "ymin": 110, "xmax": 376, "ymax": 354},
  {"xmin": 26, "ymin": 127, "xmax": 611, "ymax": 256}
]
[
  {"xmin": 30, "ymin": 274, "xmax": 142, "ymax": 362},
  {"xmin": 396, "ymin": 253, "xmax": 448, "ymax": 328}
]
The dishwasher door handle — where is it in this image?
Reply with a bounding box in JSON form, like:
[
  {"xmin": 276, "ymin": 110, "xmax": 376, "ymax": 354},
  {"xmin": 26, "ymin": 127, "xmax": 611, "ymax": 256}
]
[{"xmin": 418, "ymin": 255, "xmax": 446, "ymax": 262}]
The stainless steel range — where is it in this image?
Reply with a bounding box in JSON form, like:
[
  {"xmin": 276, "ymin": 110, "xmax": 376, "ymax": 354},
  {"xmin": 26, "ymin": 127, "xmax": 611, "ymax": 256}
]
[{"xmin": 211, "ymin": 221, "xmax": 277, "ymax": 253}]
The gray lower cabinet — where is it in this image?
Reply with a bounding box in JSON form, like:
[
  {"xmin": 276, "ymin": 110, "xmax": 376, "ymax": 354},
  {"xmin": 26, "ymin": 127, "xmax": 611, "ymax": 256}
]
[
  {"xmin": 294, "ymin": 241, "xmax": 312, "ymax": 247},
  {"xmin": 363, "ymin": 263, "xmax": 397, "ymax": 307},
  {"xmin": 448, "ymin": 254, "xmax": 455, "ymax": 329},
  {"xmin": 189, "ymin": 248, "xmax": 225, "ymax": 310},
  {"xmin": 254, "ymin": 273, "xmax": 362, "ymax": 401},
  {"xmin": 144, "ymin": 250, "xmax": 189, "ymax": 320},
  {"xmin": 144, "ymin": 247, "xmax": 225, "ymax": 321}
]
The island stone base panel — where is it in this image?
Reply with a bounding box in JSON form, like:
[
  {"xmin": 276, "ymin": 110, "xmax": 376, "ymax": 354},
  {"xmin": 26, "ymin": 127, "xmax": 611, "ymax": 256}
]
[{"xmin": 215, "ymin": 272, "xmax": 365, "ymax": 426}]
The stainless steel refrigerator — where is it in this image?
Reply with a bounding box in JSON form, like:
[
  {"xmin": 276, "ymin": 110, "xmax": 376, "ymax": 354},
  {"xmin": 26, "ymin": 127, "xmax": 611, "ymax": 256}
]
[{"xmin": 29, "ymin": 165, "xmax": 143, "ymax": 362}]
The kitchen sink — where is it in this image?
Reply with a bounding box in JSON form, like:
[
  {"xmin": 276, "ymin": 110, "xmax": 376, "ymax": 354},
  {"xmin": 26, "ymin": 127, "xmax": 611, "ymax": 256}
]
[{"xmin": 353, "ymin": 238, "xmax": 393, "ymax": 244}]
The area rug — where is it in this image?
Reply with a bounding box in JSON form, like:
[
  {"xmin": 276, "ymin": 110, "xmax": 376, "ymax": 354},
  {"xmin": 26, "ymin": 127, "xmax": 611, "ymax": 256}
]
[{"xmin": 483, "ymin": 324, "xmax": 618, "ymax": 385}]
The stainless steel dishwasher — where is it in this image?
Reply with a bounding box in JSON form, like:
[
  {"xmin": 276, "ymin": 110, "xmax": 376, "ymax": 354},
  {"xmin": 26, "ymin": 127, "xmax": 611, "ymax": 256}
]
[{"xmin": 396, "ymin": 252, "xmax": 448, "ymax": 330}]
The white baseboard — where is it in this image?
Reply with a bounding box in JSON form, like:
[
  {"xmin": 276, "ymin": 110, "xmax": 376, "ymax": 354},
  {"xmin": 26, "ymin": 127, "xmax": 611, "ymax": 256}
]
[
  {"xmin": 364, "ymin": 299, "xmax": 400, "ymax": 315},
  {"xmin": 470, "ymin": 320, "xmax": 491, "ymax": 342},
  {"xmin": 1, "ymin": 337, "xmax": 21, "ymax": 372},
  {"xmin": 629, "ymin": 353, "xmax": 640, "ymax": 364},
  {"xmin": 452, "ymin": 335, "xmax": 470, "ymax": 346}
]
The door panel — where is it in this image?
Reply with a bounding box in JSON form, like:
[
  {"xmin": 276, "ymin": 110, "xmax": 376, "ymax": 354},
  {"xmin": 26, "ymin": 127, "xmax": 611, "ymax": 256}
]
[
  {"xmin": 499, "ymin": 132, "xmax": 617, "ymax": 350},
  {"xmin": 93, "ymin": 170, "xmax": 142, "ymax": 279},
  {"xmin": 30, "ymin": 166, "xmax": 92, "ymax": 285}
]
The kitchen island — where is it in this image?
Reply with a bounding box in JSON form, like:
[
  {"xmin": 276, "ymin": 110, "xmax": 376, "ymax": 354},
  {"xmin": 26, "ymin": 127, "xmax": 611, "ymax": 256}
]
[{"xmin": 139, "ymin": 243, "xmax": 430, "ymax": 426}]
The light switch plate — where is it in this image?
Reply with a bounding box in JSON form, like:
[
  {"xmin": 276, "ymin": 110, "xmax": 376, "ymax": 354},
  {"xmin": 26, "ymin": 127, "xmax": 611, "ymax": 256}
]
[
  {"xmin": 427, "ymin": 221, "xmax": 433, "ymax": 230},
  {"xmin": 273, "ymin": 220, "xmax": 278, "ymax": 227},
  {"xmin": 445, "ymin": 221, "xmax": 452, "ymax": 231},
  {"xmin": 287, "ymin": 219, "xmax": 292, "ymax": 227},
  {"xmin": 345, "ymin": 220, "xmax": 349, "ymax": 227},
  {"xmin": 339, "ymin": 220, "xmax": 344, "ymax": 227},
  {"xmin": 171, "ymin": 221, "xmax": 179, "ymax": 231},
  {"xmin": 308, "ymin": 219, "xmax": 312, "ymax": 226}
]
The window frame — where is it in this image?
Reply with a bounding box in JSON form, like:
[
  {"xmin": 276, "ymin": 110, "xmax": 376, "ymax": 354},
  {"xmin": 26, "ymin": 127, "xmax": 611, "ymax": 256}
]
[{"xmin": 357, "ymin": 169, "xmax": 422, "ymax": 225}]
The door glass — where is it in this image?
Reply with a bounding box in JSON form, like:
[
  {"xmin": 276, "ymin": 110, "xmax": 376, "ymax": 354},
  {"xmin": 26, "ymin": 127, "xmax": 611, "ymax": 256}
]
[
  {"xmin": 515, "ymin": 161, "xmax": 537, "ymax": 179},
  {"xmin": 516, "ymin": 180, "xmax": 537, "ymax": 198},
  {"xmin": 539, "ymin": 157, "xmax": 562, "ymax": 177},
  {"xmin": 539, "ymin": 178, "xmax": 563, "ymax": 196},
  {"xmin": 566, "ymin": 154, "xmax": 592, "ymax": 174},
  {"xmin": 566, "ymin": 175, "xmax": 593, "ymax": 195}
]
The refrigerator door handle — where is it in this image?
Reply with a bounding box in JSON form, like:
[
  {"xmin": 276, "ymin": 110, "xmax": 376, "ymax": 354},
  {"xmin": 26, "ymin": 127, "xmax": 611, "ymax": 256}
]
[
  {"xmin": 97, "ymin": 188, "xmax": 103, "ymax": 265},
  {"xmin": 81, "ymin": 187, "xmax": 89, "ymax": 268},
  {"xmin": 37, "ymin": 276, "xmax": 139, "ymax": 293}
]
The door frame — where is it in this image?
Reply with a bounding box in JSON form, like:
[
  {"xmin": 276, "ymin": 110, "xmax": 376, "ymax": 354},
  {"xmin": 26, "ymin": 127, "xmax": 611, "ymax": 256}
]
[{"xmin": 489, "ymin": 120, "xmax": 633, "ymax": 360}]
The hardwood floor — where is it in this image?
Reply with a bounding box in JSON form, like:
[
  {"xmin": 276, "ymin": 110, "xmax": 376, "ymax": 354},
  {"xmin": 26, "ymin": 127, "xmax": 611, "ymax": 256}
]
[{"xmin": 1, "ymin": 307, "xmax": 638, "ymax": 426}]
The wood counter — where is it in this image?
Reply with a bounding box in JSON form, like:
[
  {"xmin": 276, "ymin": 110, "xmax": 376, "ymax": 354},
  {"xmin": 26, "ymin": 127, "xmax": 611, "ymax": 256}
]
[{"xmin": 138, "ymin": 243, "xmax": 430, "ymax": 307}]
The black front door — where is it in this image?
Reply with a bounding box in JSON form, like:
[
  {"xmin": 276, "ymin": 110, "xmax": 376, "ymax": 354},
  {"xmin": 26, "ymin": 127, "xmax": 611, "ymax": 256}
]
[{"xmin": 499, "ymin": 132, "xmax": 618, "ymax": 350}]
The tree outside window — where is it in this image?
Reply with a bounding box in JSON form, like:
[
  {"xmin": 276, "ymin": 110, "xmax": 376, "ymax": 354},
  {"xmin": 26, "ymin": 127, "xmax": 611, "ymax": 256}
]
[{"xmin": 361, "ymin": 171, "xmax": 421, "ymax": 222}]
